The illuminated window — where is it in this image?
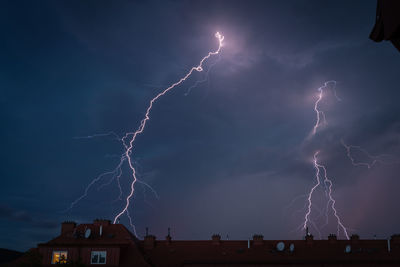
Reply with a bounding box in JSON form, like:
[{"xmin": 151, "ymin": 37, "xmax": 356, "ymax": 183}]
[
  {"xmin": 91, "ymin": 251, "xmax": 106, "ymax": 264},
  {"xmin": 51, "ymin": 251, "xmax": 68, "ymax": 264}
]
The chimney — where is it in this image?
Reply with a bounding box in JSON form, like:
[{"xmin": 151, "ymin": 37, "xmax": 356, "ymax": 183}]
[
  {"xmin": 252, "ymin": 234, "xmax": 264, "ymax": 246},
  {"xmin": 61, "ymin": 221, "xmax": 76, "ymax": 235},
  {"xmin": 212, "ymin": 234, "xmax": 221, "ymax": 245},
  {"xmin": 328, "ymin": 234, "xmax": 337, "ymax": 243},
  {"xmin": 144, "ymin": 228, "xmax": 156, "ymax": 250},
  {"xmin": 305, "ymin": 234, "xmax": 314, "ymax": 245}
]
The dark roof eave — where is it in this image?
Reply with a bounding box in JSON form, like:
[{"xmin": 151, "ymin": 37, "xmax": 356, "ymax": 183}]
[{"xmin": 38, "ymin": 241, "xmax": 132, "ymax": 247}]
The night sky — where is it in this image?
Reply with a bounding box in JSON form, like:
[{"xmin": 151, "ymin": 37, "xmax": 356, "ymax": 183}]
[{"xmin": 1, "ymin": 0, "xmax": 400, "ymax": 252}]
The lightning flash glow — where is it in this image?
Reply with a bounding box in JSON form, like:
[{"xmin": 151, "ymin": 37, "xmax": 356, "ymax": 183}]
[{"xmin": 68, "ymin": 32, "xmax": 224, "ymax": 235}]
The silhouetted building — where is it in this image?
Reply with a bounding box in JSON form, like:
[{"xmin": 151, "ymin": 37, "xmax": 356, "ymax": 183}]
[
  {"xmin": 370, "ymin": 0, "xmax": 400, "ymax": 52},
  {"xmin": 37, "ymin": 220, "xmax": 149, "ymax": 266},
  {"xmin": 32, "ymin": 220, "xmax": 400, "ymax": 266}
]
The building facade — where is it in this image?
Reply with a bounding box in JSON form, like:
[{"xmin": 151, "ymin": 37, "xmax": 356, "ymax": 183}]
[{"xmin": 36, "ymin": 220, "xmax": 400, "ymax": 266}]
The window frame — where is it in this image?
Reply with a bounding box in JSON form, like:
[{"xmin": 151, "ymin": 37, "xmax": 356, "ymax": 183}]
[
  {"xmin": 90, "ymin": 250, "xmax": 107, "ymax": 265},
  {"xmin": 51, "ymin": 250, "xmax": 68, "ymax": 264}
]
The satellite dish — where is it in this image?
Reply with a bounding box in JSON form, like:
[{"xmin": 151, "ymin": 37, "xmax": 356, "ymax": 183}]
[
  {"xmin": 276, "ymin": 242, "xmax": 285, "ymax": 251},
  {"xmin": 85, "ymin": 228, "xmax": 91, "ymax": 239},
  {"xmin": 289, "ymin": 243, "xmax": 295, "ymax": 252},
  {"xmin": 345, "ymin": 244, "xmax": 351, "ymax": 253}
]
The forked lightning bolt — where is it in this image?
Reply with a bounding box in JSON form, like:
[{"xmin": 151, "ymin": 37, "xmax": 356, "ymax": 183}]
[
  {"xmin": 303, "ymin": 81, "xmax": 349, "ymax": 239},
  {"xmin": 341, "ymin": 139, "xmax": 399, "ymax": 168},
  {"xmin": 184, "ymin": 54, "xmax": 221, "ymax": 96},
  {"xmin": 67, "ymin": 33, "xmax": 224, "ymax": 235},
  {"xmin": 113, "ymin": 32, "xmax": 224, "ymax": 230},
  {"xmin": 303, "ymin": 151, "xmax": 349, "ymax": 239},
  {"xmin": 312, "ymin": 81, "xmax": 340, "ymax": 135}
]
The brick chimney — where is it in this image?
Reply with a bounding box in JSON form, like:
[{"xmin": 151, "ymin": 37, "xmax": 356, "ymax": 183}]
[
  {"xmin": 252, "ymin": 234, "xmax": 264, "ymax": 246},
  {"xmin": 61, "ymin": 221, "xmax": 76, "ymax": 235},
  {"xmin": 212, "ymin": 234, "xmax": 221, "ymax": 245}
]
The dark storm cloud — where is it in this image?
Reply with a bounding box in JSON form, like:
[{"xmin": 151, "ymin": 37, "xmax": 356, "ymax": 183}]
[
  {"xmin": 0, "ymin": 205, "xmax": 58, "ymax": 229},
  {"xmin": 1, "ymin": 0, "xmax": 400, "ymax": 251}
]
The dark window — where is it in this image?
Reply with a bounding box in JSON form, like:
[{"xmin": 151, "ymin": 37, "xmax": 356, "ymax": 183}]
[{"xmin": 91, "ymin": 251, "xmax": 106, "ymax": 264}]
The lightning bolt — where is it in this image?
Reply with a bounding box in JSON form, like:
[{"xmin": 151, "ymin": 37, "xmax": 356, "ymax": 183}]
[
  {"xmin": 65, "ymin": 154, "xmax": 126, "ymax": 213},
  {"xmin": 312, "ymin": 80, "xmax": 340, "ymax": 135},
  {"xmin": 112, "ymin": 32, "xmax": 224, "ymax": 229},
  {"xmin": 313, "ymin": 151, "xmax": 349, "ymax": 238},
  {"xmin": 184, "ymin": 54, "xmax": 221, "ymax": 96},
  {"xmin": 73, "ymin": 131, "xmax": 121, "ymax": 141},
  {"xmin": 66, "ymin": 33, "xmax": 224, "ymax": 235},
  {"xmin": 341, "ymin": 139, "xmax": 398, "ymax": 168},
  {"xmin": 303, "ymin": 81, "xmax": 349, "ymax": 240}
]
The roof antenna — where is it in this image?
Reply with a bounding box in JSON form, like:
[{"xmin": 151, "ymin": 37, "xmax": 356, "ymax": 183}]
[
  {"xmin": 306, "ymin": 227, "xmax": 309, "ymax": 236},
  {"xmin": 146, "ymin": 227, "xmax": 149, "ymax": 236},
  {"xmin": 167, "ymin": 227, "xmax": 171, "ymax": 237}
]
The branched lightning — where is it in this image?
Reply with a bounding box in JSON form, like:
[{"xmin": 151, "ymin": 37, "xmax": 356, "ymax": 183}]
[
  {"xmin": 65, "ymin": 154, "xmax": 126, "ymax": 212},
  {"xmin": 341, "ymin": 139, "xmax": 398, "ymax": 168},
  {"xmin": 315, "ymin": 151, "xmax": 349, "ymax": 239},
  {"xmin": 184, "ymin": 54, "xmax": 221, "ymax": 96},
  {"xmin": 312, "ymin": 81, "xmax": 339, "ymax": 135},
  {"xmin": 303, "ymin": 81, "xmax": 349, "ymax": 240},
  {"xmin": 112, "ymin": 32, "xmax": 224, "ymax": 228},
  {"xmin": 303, "ymin": 152, "xmax": 321, "ymax": 231},
  {"xmin": 73, "ymin": 132, "xmax": 121, "ymax": 141},
  {"xmin": 66, "ymin": 33, "xmax": 224, "ymax": 235}
]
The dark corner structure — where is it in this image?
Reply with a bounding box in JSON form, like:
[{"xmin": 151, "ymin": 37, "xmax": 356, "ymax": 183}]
[
  {"xmin": 370, "ymin": 0, "xmax": 400, "ymax": 52},
  {"xmin": 7, "ymin": 220, "xmax": 400, "ymax": 266}
]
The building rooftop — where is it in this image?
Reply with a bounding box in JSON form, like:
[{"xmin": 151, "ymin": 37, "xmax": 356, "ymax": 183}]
[{"xmin": 30, "ymin": 221, "xmax": 400, "ymax": 266}]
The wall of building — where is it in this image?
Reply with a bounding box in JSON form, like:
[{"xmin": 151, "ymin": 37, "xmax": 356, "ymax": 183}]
[{"xmin": 38, "ymin": 246, "xmax": 120, "ymax": 266}]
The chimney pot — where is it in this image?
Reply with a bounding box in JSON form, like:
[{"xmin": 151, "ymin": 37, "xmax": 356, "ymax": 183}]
[
  {"xmin": 328, "ymin": 234, "xmax": 337, "ymax": 242},
  {"xmin": 212, "ymin": 234, "xmax": 221, "ymax": 245},
  {"xmin": 252, "ymin": 234, "xmax": 264, "ymax": 246}
]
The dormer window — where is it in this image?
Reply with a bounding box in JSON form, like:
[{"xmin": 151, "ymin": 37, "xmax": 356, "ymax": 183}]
[
  {"xmin": 51, "ymin": 251, "xmax": 68, "ymax": 264},
  {"xmin": 91, "ymin": 251, "xmax": 106, "ymax": 264}
]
